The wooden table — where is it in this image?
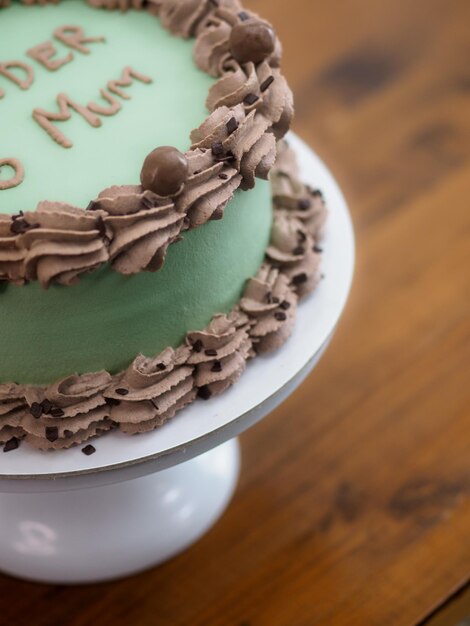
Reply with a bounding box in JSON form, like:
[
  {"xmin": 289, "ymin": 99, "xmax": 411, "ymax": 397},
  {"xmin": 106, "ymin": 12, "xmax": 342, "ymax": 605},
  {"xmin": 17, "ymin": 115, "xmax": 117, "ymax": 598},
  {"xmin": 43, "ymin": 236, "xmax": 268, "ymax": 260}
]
[{"xmin": 1, "ymin": 0, "xmax": 469, "ymax": 624}]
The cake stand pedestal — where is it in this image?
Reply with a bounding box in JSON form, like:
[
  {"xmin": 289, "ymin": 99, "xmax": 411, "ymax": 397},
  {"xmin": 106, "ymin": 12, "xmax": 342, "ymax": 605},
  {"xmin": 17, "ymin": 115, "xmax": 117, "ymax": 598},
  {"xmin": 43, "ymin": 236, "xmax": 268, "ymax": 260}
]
[{"xmin": 0, "ymin": 135, "xmax": 354, "ymax": 584}]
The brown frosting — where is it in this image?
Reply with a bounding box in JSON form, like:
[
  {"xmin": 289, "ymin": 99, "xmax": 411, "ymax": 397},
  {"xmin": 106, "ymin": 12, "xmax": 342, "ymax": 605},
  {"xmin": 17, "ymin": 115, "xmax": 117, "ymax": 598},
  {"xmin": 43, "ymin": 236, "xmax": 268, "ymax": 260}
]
[
  {"xmin": 0, "ymin": 0, "xmax": 293, "ymax": 287},
  {"xmin": 187, "ymin": 311, "xmax": 254, "ymax": 397},
  {"xmin": 0, "ymin": 141, "xmax": 328, "ymax": 451},
  {"xmin": 0, "ymin": 384, "xmax": 27, "ymax": 445},
  {"xmin": 190, "ymin": 104, "xmax": 276, "ymax": 191},
  {"xmin": 271, "ymin": 141, "xmax": 328, "ymax": 241},
  {"xmin": 240, "ymin": 265, "xmax": 298, "ymax": 353},
  {"xmin": 19, "ymin": 201, "xmax": 110, "ymax": 287},
  {"xmin": 0, "ymin": 215, "xmax": 27, "ymax": 284},
  {"xmin": 157, "ymin": 0, "xmax": 236, "ymax": 39},
  {"xmin": 0, "ymin": 372, "xmax": 113, "ymax": 450},
  {"xmin": 97, "ymin": 186, "xmax": 185, "ymax": 274},
  {"xmin": 105, "ymin": 346, "xmax": 196, "ymax": 434},
  {"xmin": 178, "ymin": 149, "xmax": 242, "ymax": 226},
  {"xmin": 266, "ymin": 211, "xmax": 322, "ymax": 298}
]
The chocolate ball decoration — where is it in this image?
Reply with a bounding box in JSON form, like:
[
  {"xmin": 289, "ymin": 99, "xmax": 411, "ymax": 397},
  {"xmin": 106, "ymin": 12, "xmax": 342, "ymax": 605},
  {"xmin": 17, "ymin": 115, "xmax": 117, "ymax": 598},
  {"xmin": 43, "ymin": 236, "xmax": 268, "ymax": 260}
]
[
  {"xmin": 229, "ymin": 19, "xmax": 276, "ymax": 65},
  {"xmin": 140, "ymin": 146, "xmax": 189, "ymax": 197}
]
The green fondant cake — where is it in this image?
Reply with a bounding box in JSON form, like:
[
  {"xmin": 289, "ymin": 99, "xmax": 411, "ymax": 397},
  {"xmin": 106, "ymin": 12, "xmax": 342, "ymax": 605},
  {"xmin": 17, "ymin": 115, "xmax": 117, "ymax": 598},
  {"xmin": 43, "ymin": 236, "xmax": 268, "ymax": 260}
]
[{"xmin": 0, "ymin": 0, "xmax": 326, "ymax": 451}]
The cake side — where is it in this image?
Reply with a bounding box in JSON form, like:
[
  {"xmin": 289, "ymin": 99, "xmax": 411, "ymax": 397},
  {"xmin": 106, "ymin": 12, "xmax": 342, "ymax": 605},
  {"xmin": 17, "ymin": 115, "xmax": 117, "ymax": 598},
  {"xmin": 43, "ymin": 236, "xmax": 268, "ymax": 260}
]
[{"xmin": 0, "ymin": 181, "xmax": 273, "ymax": 385}]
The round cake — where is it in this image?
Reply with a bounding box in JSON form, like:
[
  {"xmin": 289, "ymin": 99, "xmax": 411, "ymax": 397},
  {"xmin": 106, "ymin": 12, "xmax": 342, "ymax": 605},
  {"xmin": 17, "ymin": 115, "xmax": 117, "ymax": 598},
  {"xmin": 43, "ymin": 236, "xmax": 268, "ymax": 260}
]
[{"xmin": 0, "ymin": 0, "xmax": 326, "ymax": 452}]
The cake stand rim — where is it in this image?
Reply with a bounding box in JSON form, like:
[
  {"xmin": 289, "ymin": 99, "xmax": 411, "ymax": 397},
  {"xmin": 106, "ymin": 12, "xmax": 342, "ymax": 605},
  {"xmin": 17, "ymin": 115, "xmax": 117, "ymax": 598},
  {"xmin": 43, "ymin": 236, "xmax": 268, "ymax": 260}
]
[{"xmin": 0, "ymin": 133, "xmax": 355, "ymax": 486}]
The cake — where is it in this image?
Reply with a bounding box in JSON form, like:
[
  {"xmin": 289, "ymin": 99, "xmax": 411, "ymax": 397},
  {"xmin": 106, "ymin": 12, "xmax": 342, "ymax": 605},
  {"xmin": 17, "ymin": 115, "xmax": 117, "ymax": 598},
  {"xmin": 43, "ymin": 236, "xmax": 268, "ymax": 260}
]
[{"xmin": 0, "ymin": 0, "xmax": 326, "ymax": 452}]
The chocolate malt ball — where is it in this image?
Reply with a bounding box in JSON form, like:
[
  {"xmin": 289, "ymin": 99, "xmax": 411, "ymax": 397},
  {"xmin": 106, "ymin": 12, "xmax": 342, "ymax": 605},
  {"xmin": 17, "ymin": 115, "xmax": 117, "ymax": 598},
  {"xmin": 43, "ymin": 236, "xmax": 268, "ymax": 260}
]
[
  {"xmin": 229, "ymin": 19, "xmax": 276, "ymax": 65},
  {"xmin": 141, "ymin": 146, "xmax": 188, "ymax": 197}
]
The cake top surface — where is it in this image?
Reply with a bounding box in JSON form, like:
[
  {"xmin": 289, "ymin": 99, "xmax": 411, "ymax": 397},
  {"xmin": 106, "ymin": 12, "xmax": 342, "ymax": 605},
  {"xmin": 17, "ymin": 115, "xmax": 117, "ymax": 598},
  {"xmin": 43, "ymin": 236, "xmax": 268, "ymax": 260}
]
[
  {"xmin": 0, "ymin": 0, "xmax": 214, "ymax": 214},
  {"xmin": 0, "ymin": 0, "xmax": 293, "ymax": 288}
]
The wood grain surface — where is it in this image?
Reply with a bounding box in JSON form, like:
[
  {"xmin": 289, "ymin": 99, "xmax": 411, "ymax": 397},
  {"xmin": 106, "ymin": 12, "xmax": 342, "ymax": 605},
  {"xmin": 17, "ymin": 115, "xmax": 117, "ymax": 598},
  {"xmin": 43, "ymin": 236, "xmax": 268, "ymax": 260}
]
[{"xmin": 1, "ymin": 0, "xmax": 469, "ymax": 624}]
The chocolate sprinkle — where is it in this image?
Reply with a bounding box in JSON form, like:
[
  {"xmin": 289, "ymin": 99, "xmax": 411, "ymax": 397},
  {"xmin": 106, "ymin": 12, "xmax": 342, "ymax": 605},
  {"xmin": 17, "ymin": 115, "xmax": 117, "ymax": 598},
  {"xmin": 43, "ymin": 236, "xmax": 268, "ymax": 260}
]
[
  {"xmin": 198, "ymin": 385, "xmax": 212, "ymax": 400},
  {"xmin": 115, "ymin": 388, "xmax": 129, "ymax": 396},
  {"xmin": 10, "ymin": 218, "xmax": 32, "ymax": 235},
  {"xmin": 313, "ymin": 245, "xmax": 323, "ymax": 253},
  {"xmin": 280, "ymin": 300, "xmax": 291, "ymax": 310},
  {"xmin": 30, "ymin": 402, "xmax": 43, "ymax": 419},
  {"xmin": 292, "ymin": 273, "xmax": 308, "ymax": 285},
  {"xmin": 150, "ymin": 398, "xmax": 159, "ymax": 410},
  {"xmin": 274, "ymin": 311, "xmax": 287, "ymax": 321},
  {"xmin": 105, "ymin": 397, "xmax": 121, "ymax": 407},
  {"xmin": 211, "ymin": 208, "xmax": 224, "ymax": 220},
  {"xmin": 226, "ymin": 117, "xmax": 239, "ymax": 135},
  {"xmin": 141, "ymin": 195, "xmax": 156, "ymax": 210},
  {"xmin": 260, "ymin": 76, "xmax": 275, "ymax": 92},
  {"xmin": 211, "ymin": 142, "xmax": 225, "ymax": 158},
  {"xmin": 156, "ymin": 363, "xmax": 167, "ymax": 371},
  {"xmin": 293, "ymin": 246, "xmax": 305, "ymax": 256},
  {"xmin": 205, "ymin": 349, "xmax": 218, "ymax": 357},
  {"xmin": 272, "ymin": 296, "xmax": 280, "ymax": 304},
  {"xmin": 298, "ymin": 198, "xmax": 311, "ymax": 211},
  {"xmin": 239, "ymin": 11, "xmax": 250, "ymax": 21},
  {"xmin": 297, "ymin": 229, "xmax": 307, "ymax": 242},
  {"xmin": 64, "ymin": 430, "xmax": 74, "ymax": 438},
  {"xmin": 50, "ymin": 408, "xmax": 65, "ymax": 418},
  {"xmin": 41, "ymin": 399, "xmax": 52, "ymax": 414},
  {"xmin": 211, "ymin": 361, "xmax": 223, "ymax": 373},
  {"xmin": 82, "ymin": 444, "xmax": 96, "ymax": 456},
  {"xmin": 192, "ymin": 339, "xmax": 203, "ymax": 353},
  {"xmin": 86, "ymin": 200, "xmax": 101, "ymax": 212},
  {"xmin": 45, "ymin": 426, "xmax": 59, "ymax": 443},
  {"xmin": 219, "ymin": 173, "xmax": 229, "ymax": 180},
  {"xmin": 3, "ymin": 437, "xmax": 20, "ymax": 453},
  {"xmin": 244, "ymin": 93, "xmax": 259, "ymax": 106},
  {"xmin": 95, "ymin": 215, "xmax": 106, "ymax": 238}
]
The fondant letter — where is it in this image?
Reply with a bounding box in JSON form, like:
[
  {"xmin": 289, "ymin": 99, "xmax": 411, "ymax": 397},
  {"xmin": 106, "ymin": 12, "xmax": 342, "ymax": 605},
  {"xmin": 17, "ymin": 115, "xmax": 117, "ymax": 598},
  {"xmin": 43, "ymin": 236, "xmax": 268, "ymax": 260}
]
[
  {"xmin": 54, "ymin": 25, "xmax": 105, "ymax": 55},
  {"xmin": 27, "ymin": 41, "xmax": 74, "ymax": 72},
  {"xmin": 107, "ymin": 66, "xmax": 153, "ymax": 101},
  {"xmin": 0, "ymin": 61, "xmax": 34, "ymax": 97},
  {"xmin": 33, "ymin": 93, "xmax": 102, "ymax": 149},
  {"xmin": 0, "ymin": 158, "xmax": 25, "ymax": 191}
]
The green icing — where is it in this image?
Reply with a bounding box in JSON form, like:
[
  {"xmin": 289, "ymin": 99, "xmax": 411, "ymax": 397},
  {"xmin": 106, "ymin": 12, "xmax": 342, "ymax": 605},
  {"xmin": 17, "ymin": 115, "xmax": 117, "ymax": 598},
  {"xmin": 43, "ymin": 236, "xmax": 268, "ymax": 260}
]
[
  {"xmin": 0, "ymin": 181, "xmax": 272, "ymax": 385},
  {"xmin": 0, "ymin": 1, "xmax": 274, "ymax": 386},
  {"xmin": 0, "ymin": 0, "xmax": 214, "ymax": 212}
]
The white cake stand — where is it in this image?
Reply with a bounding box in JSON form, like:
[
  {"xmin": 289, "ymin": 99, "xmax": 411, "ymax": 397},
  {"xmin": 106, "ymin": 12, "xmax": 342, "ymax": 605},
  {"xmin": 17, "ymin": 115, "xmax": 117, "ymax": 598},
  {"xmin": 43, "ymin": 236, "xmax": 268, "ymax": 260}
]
[{"xmin": 0, "ymin": 134, "xmax": 355, "ymax": 584}]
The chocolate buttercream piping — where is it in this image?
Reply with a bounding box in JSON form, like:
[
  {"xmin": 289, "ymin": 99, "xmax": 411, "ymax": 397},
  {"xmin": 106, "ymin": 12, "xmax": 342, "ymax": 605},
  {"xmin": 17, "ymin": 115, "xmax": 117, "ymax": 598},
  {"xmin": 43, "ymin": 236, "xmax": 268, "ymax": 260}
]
[
  {"xmin": 0, "ymin": 371, "xmax": 114, "ymax": 450},
  {"xmin": 0, "ymin": 141, "xmax": 328, "ymax": 451},
  {"xmin": 19, "ymin": 201, "xmax": 110, "ymax": 287},
  {"xmin": 0, "ymin": 0, "xmax": 293, "ymax": 287},
  {"xmin": 97, "ymin": 186, "xmax": 185, "ymax": 274},
  {"xmin": 106, "ymin": 346, "xmax": 197, "ymax": 434},
  {"xmin": 187, "ymin": 310, "xmax": 254, "ymax": 396}
]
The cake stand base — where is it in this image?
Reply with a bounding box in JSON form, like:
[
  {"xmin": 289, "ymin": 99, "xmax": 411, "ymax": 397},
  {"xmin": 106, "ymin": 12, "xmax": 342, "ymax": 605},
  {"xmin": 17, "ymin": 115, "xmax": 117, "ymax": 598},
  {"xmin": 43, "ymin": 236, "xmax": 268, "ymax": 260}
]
[{"xmin": 0, "ymin": 438, "xmax": 240, "ymax": 584}]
